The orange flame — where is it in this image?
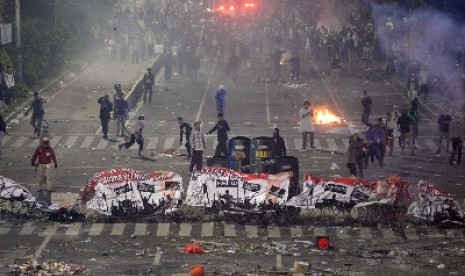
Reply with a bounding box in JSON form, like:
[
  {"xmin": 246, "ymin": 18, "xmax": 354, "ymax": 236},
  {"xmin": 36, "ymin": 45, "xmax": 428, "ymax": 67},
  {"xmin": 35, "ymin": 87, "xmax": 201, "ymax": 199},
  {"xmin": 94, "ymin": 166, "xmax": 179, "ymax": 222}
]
[{"xmin": 315, "ymin": 108, "xmax": 342, "ymax": 124}]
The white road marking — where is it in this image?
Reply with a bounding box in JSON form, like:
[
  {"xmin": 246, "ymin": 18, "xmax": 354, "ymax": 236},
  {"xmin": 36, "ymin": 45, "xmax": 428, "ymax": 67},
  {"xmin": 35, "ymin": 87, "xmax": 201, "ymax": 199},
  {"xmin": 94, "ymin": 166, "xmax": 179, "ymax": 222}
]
[
  {"xmin": 110, "ymin": 223, "xmax": 125, "ymax": 236},
  {"xmin": 80, "ymin": 136, "xmax": 94, "ymax": 148},
  {"xmin": 195, "ymin": 76, "xmax": 213, "ymax": 122},
  {"xmin": 147, "ymin": 137, "xmax": 158, "ymax": 150},
  {"xmin": 11, "ymin": 136, "xmax": 27, "ymax": 148},
  {"xmin": 29, "ymin": 139, "xmax": 39, "ymax": 148},
  {"xmin": 245, "ymin": 225, "xmax": 258, "ymax": 238},
  {"xmin": 156, "ymin": 223, "xmax": 170, "ymax": 236},
  {"xmin": 342, "ymin": 138, "xmax": 350, "ymax": 149},
  {"xmin": 63, "ymin": 136, "xmax": 79, "ymax": 149},
  {"xmin": 267, "ymin": 227, "xmax": 280, "ymax": 238},
  {"xmin": 314, "ymin": 227, "xmax": 326, "ymax": 237},
  {"xmin": 405, "ymin": 228, "xmax": 419, "ymax": 240},
  {"xmin": 359, "ymin": 227, "xmax": 373, "ymax": 239},
  {"xmin": 133, "ymin": 223, "xmax": 148, "ymax": 236},
  {"xmin": 19, "ymin": 222, "xmax": 35, "ymax": 235},
  {"xmin": 88, "ymin": 223, "xmax": 104, "ymax": 236},
  {"xmin": 50, "ymin": 136, "xmax": 61, "ymax": 148},
  {"xmin": 223, "ymin": 223, "xmax": 236, "ymax": 237},
  {"xmin": 381, "ymin": 228, "xmax": 396, "ymax": 240},
  {"xmin": 65, "ymin": 222, "xmax": 82, "ymax": 236},
  {"xmin": 290, "ymin": 227, "xmax": 302, "ymax": 237},
  {"xmin": 153, "ymin": 248, "xmax": 162, "ymax": 266},
  {"xmin": 0, "ymin": 225, "xmax": 10, "ymax": 235},
  {"xmin": 35, "ymin": 225, "xmax": 58, "ymax": 257},
  {"xmin": 178, "ymin": 223, "xmax": 192, "ymax": 237},
  {"xmin": 163, "ymin": 137, "xmax": 175, "ymax": 150},
  {"xmin": 201, "ymin": 222, "xmax": 214, "ymax": 237},
  {"xmin": 276, "ymin": 254, "xmax": 283, "ymax": 269},
  {"xmin": 95, "ymin": 139, "xmax": 108, "ymax": 149}
]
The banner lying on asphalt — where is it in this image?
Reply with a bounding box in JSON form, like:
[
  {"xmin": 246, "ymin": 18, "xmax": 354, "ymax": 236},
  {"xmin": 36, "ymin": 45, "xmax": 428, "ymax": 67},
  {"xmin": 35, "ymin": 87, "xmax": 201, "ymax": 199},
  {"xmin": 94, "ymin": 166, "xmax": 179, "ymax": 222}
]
[
  {"xmin": 78, "ymin": 169, "xmax": 183, "ymax": 216},
  {"xmin": 285, "ymin": 174, "xmax": 374, "ymax": 209},
  {"xmin": 185, "ymin": 167, "xmax": 291, "ymax": 210},
  {"xmin": 0, "ymin": 175, "xmax": 45, "ymax": 208},
  {"xmin": 407, "ymin": 180, "xmax": 465, "ymax": 224}
]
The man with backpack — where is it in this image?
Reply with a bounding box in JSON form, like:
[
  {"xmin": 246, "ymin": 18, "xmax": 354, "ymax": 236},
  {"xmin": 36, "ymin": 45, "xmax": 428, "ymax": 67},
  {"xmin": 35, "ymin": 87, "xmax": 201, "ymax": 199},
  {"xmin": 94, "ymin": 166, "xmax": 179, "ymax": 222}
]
[
  {"xmin": 97, "ymin": 94, "xmax": 113, "ymax": 139},
  {"xmin": 114, "ymin": 95, "xmax": 129, "ymax": 137}
]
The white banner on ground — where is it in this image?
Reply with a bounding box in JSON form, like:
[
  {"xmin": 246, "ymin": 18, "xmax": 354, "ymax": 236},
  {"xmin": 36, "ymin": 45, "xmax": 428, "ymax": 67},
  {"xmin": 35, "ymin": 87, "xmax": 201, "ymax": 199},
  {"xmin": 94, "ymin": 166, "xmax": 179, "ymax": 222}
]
[
  {"xmin": 79, "ymin": 169, "xmax": 183, "ymax": 216},
  {"xmin": 285, "ymin": 174, "xmax": 374, "ymax": 208},
  {"xmin": 0, "ymin": 175, "xmax": 44, "ymax": 208},
  {"xmin": 185, "ymin": 168, "xmax": 291, "ymax": 209}
]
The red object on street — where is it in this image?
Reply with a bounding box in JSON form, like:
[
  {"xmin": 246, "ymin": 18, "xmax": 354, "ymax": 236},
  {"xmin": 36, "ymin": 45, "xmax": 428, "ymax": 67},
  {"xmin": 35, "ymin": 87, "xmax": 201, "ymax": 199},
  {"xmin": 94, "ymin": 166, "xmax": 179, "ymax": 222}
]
[
  {"xmin": 182, "ymin": 244, "xmax": 205, "ymax": 254},
  {"xmin": 316, "ymin": 236, "xmax": 330, "ymax": 250},
  {"xmin": 190, "ymin": 264, "xmax": 205, "ymax": 276}
]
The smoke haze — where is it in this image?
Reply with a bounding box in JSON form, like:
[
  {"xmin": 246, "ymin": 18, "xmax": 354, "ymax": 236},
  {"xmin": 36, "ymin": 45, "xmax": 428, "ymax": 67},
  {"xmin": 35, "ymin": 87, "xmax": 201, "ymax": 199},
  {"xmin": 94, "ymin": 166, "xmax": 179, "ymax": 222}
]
[{"xmin": 371, "ymin": 2, "xmax": 465, "ymax": 105}]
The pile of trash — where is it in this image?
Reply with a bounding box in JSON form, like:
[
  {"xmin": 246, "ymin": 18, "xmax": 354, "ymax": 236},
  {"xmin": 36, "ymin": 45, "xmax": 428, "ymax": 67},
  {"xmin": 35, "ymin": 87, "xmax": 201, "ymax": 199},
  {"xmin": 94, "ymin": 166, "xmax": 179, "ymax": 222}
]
[{"xmin": 10, "ymin": 259, "xmax": 86, "ymax": 275}]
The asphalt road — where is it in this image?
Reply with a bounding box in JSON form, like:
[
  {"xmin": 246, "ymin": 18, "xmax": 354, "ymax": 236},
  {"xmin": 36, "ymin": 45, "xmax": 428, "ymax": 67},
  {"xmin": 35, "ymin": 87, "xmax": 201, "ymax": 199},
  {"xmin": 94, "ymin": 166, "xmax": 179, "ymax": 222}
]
[{"xmin": 1, "ymin": 53, "xmax": 465, "ymax": 274}]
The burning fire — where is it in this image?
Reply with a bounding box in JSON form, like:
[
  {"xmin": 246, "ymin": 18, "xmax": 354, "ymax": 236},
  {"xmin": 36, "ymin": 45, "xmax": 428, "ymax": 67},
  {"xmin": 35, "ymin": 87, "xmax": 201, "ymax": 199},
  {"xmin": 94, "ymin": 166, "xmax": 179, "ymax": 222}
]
[{"xmin": 314, "ymin": 108, "xmax": 343, "ymax": 124}]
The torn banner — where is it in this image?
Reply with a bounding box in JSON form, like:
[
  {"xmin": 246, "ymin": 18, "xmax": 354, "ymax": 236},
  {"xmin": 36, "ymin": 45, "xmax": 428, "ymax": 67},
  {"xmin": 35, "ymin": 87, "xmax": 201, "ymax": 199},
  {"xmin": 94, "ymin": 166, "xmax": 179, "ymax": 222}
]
[
  {"xmin": 285, "ymin": 174, "xmax": 374, "ymax": 209},
  {"xmin": 185, "ymin": 168, "xmax": 291, "ymax": 209},
  {"xmin": 78, "ymin": 169, "xmax": 183, "ymax": 216},
  {"xmin": 0, "ymin": 175, "xmax": 45, "ymax": 208}
]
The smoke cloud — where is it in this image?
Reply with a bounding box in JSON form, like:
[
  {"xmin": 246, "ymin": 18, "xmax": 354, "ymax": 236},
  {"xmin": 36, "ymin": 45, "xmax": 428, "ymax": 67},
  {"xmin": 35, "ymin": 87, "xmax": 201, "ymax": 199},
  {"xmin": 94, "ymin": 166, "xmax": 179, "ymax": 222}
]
[{"xmin": 370, "ymin": 2, "xmax": 465, "ymax": 104}]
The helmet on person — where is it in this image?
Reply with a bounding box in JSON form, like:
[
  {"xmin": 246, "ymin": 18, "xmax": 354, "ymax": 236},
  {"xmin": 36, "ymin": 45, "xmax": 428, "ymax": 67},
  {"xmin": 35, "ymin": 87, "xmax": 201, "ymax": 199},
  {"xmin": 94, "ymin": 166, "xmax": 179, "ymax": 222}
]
[
  {"xmin": 114, "ymin": 83, "xmax": 122, "ymax": 90},
  {"xmin": 138, "ymin": 115, "xmax": 145, "ymax": 120}
]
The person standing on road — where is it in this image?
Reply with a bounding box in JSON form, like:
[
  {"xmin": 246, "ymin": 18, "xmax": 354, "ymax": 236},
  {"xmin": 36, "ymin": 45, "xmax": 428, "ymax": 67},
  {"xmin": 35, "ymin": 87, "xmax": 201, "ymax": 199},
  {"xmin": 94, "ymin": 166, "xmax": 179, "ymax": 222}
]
[
  {"xmin": 289, "ymin": 53, "xmax": 301, "ymax": 83},
  {"xmin": 2, "ymin": 65, "xmax": 15, "ymax": 106},
  {"xmin": 113, "ymin": 95, "xmax": 129, "ymax": 137},
  {"xmin": 113, "ymin": 83, "xmax": 126, "ymax": 100},
  {"xmin": 189, "ymin": 121, "xmax": 206, "ymax": 173},
  {"xmin": 207, "ymin": 113, "xmax": 230, "ymax": 158},
  {"xmin": 361, "ymin": 90, "xmax": 372, "ymax": 126},
  {"xmin": 385, "ymin": 112, "xmax": 397, "ymax": 156},
  {"xmin": 97, "ymin": 94, "xmax": 113, "ymax": 139},
  {"xmin": 300, "ymin": 101, "xmax": 315, "ymax": 149},
  {"xmin": 418, "ymin": 66, "xmax": 429, "ymax": 102},
  {"xmin": 178, "ymin": 116, "xmax": 192, "ymax": 158},
  {"xmin": 119, "ymin": 115, "xmax": 145, "ymax": 156},
  {"xmin": 0, "ymin": 113, "xmax": 6, "ymax": 157},
  {"xmin": 215, "ymin": 85, "xmax": 227, "ymax": 115},
  {"xmin": 369, "ymin": 118, "xmax": 387, "ymax": 168},
  {"xmin": 271, "ymin": 128, "xmax": 286, "ymax": 158},
  {"xmin": 409, "ymin": 99, "xmax": 420, "ymax": 148},
  {"xmin": 347, "ymin": 133, "xmax": 359, "ymax": 177},
  {"xmin": 31, "ymin": 137, "xmax": 57, "ymax": 192},
  {"xmin": 448, "ymin": 113, "xmax": 464, "ymax": 166},
  {"xmin": 406, "ymin": 73, "xmax": 418, "ymax": 101},
  {"xmin": 163, "ymin": 50, "xmax": 174, "ymax": 82},
  {"xmin": 436, "ymin": 109, "xmax": 452, "ymax": 154},
  {"xmin": 142, "ymin": 67, "xmax": 155, "ymax": 104},
  {"xmin": 24, "ymin": 91, "xmax": 45, "ymax": 138},
  {"xmin": 397, "ymin": 109, "xmax": 414, "ymax": 156}
]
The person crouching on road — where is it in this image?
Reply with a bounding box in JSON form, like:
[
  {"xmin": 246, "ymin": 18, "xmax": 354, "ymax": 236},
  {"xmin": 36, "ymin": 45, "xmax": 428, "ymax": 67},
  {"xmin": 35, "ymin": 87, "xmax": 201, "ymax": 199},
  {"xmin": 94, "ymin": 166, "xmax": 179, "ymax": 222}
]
[
  {"xmin": 31, "ymin": 137, "xmax": 57, "ymax": 192},
  {"xmin": 189, "ymin": 121, "xmax": 206, "ymax": 173},
  {"xmin": 119, "ymin": 115, "xmax": 145, "ymax": 156}
]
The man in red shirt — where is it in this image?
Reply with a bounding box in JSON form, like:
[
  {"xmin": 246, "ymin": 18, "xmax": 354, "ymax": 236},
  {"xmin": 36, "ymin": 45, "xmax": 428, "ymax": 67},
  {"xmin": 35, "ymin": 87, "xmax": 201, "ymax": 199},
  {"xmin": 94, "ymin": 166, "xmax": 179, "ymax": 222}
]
[{"xmin": 31, "ymin": 137, "xmax": 57, "ymax": 192}]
